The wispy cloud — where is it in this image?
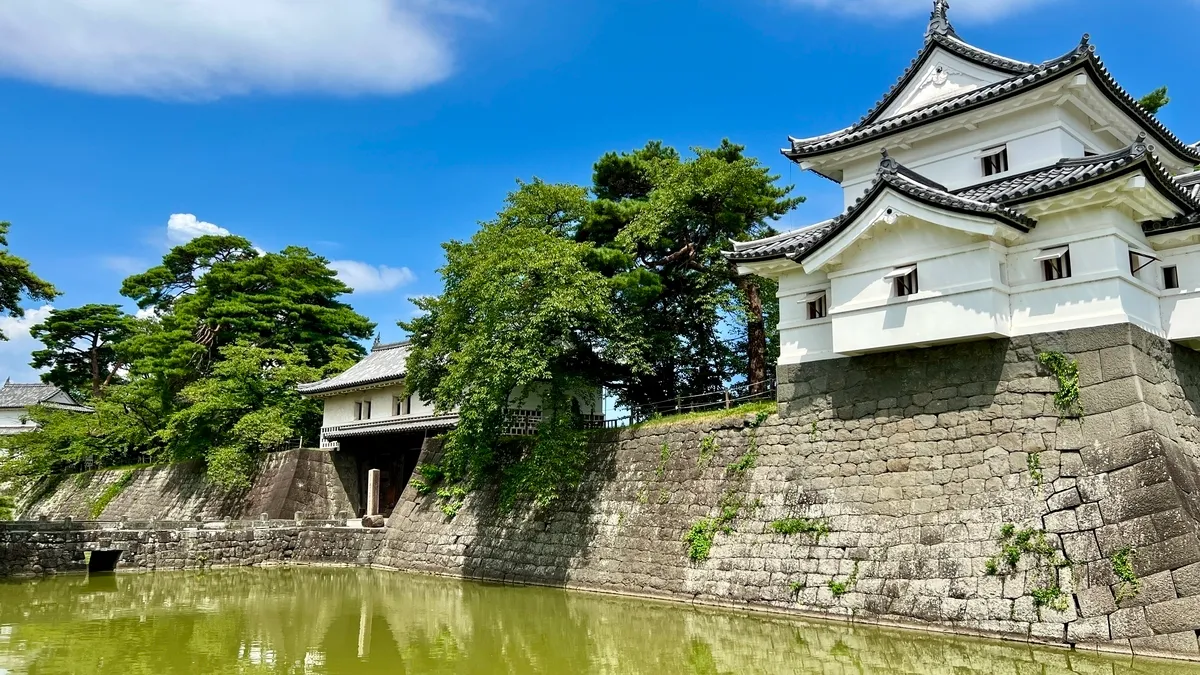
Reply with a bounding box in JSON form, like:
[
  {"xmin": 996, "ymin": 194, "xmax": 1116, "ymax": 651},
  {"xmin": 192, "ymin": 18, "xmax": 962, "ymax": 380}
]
[
  {"xmin": 330, "ymin": 260, "xmax": 416, "ymax": 294},
  {"xmin": 778, "ymin": 0, "xmax": 1049, "ymax": 20},
  {"xmin": 166, "ymin": 213, "xmax": 230, "ymax": 244},
  {"xmin": 0, "ymin": 0, "xmax": 467, "ymax": 100},
  {"xmin": 0, "ymin": 305, "xmax": 53, "ymax": 383},
  {"xmin": 101, "ymin": 255, "xmax": 149, "ymax": 275}
]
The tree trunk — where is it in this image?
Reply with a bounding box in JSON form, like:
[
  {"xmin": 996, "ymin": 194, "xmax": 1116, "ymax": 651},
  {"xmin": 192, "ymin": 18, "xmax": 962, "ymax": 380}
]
[
  {"xmin": 90, "ymin": 335, "xmax": 101, "ymax": 400},
  {"xmin": 738, "ymin": 277, "xmax": 767, "ymax": 395}
]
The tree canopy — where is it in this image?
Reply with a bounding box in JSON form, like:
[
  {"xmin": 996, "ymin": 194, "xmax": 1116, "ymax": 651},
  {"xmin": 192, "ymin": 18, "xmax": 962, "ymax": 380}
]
[
  {"xmin": 30, "ymin": 304, "xmax": 137, "ymax": 399},
  {"xmin": 1139, "ymin": 86, "xmax": 1170, "ymax": 115},
  {"xmin": 404, "ymin": 140, "xmax": 801, "ymax": 507},
  {"xmin": 0, "ymin": 221, "xmax": 58, "ymax": 340},
  {"xmin": 3, "ymin": 237, "xmax": 373, "ymax": 489}
]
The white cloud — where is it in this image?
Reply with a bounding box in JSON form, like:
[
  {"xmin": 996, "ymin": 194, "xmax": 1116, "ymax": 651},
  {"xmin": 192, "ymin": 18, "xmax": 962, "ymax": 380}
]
[
  {"xmin": 0, "ymin": 305, "xmax": 53, "ymax": 384},
  {"xmin": 166, "ymin": 213, "xmax": 230, "ymax": 244},
  {"xmin": 780, "ymin": 0, "xmax": 1048, "ymax": 20},
  {"xmin": 0, "ymin": 0, "xmax": 459, "ymax": 100},
  {"xmin": 330, "ymin": 260, "xmax": 416, "ymax": 293}
]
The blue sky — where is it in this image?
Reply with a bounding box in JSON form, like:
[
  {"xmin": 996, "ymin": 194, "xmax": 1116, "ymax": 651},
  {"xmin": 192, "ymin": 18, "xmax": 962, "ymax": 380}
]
[{"xmin": 0, "ymin": 0, "xmax": 1197, "ymax": 381}]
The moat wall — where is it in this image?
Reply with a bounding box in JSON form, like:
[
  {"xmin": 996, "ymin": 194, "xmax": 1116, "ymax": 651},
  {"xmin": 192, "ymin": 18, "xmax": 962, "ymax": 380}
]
[
  {"xmin": 10, "ymin": 323, "xmax": 1200, "ymax": 660},
  {"xmin": 19, "ymin": 448, "xmax": 358, "ymax": 521},
  {"xmin": 375, "ymin": 323, "xmax": 1200, "ymax": 660}
]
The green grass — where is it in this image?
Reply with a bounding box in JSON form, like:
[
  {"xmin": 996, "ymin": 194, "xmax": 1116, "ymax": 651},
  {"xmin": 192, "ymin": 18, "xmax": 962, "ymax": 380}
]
[
  {"xmin": 632, "ymin": 401, "xmax": 777, "ymax": 429},
  {"xmin": 87, "ymin": 470, "xmax": 137, "ymax": 519}
]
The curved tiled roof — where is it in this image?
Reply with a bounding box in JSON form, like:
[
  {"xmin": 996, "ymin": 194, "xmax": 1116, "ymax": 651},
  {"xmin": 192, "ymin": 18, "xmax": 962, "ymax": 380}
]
[
  {"xmin": 785, "ymin": 39, "xmax": 1200, "ymax": 167},
  {"xmin": 297, "ymin": 341, "xmax": 410, "ymax": 396},
  {"xmin": 955, "ymin": 139, "xmax": 1200, "ymax": 214},
  {"xmin": 0, "ymin": 382, "xmax": 91, "ymax": 412},
  {"xmin": 726, "ymin": 153, "xmax": 1034, "ymax": 264}
]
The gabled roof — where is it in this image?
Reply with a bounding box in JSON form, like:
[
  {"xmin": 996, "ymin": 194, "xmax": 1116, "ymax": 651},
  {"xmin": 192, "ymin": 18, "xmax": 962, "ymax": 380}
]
[
  {"xmin": 726, "ymin": 152, "xmax": 1034, "ymax": 264},
  {"xmin": 0, "ymin": 382, "xmax": 91, "ymax": 413},
  {"xmin": 955, "ymin": 137, "xmax": 1200, "ymax": 214},
  {"xmin": 297, "ymin": 341, "xmax": 410, "ymax": 396},
  {"xmin": 852, "ymin": 0, "xmax": 1038, "ymax": 131},
  {"xmin": 785, "ymin": 34, "xmax": 1200, "ymax": 169}
]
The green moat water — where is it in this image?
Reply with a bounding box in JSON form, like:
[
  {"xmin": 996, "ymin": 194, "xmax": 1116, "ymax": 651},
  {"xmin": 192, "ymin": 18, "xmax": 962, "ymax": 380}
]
[{"xmin": 0, "ymin": 568, "xmax": 1197, "ymax": 674}]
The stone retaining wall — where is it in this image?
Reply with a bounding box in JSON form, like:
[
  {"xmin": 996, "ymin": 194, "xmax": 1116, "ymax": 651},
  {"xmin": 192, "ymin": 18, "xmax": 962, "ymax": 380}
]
[
  {"xmin": 372, "ymin": 324, "xmax": 1200, "ymax": 661},
  {"xmin": 8, "ymin": 323, "xmax": 1200, "ymax": 661},
  {"xmin": 19, "ymin": 449, "xmax": 358, "ymax": 521},
  {"xmin": 0, "ymin": 521, "xmax": 383, "ymax": 576}
]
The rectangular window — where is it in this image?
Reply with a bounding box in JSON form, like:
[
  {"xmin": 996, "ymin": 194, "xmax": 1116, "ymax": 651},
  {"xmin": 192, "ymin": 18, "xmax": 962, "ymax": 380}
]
[
  {"xmin": 362, "ymin": 400, "xmax": 371, "ymax": 420},
  {"xmin": 1164, "ymin": 265, "xmax": 1180, "ymax": 290},
  {"xmin": 395, "ymin": 395, "xmax": 413, "ymax": 416},
  {"xmin": 806, "ymin": 293, "xmax": 827, "ymax": 320},
  {"xmin": 1036, "ymin": 246, "xmax": 1071, "ymax": 281},
  {"xmin": 885, "ymin": 265, "xmax": 918, "ymax": 297},
  {"xmin": 981, "ymin": 146, "xmax": 1009, "ymax": 176},
  {"xmin": 353, "ymin": 401, "xmax": 363, "ymax": 421}
]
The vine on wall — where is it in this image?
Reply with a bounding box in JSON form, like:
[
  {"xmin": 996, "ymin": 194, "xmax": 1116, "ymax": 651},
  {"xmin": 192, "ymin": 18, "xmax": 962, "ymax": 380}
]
[{"xmin": 1038, "ymin": 351, "xmax": 1083, "ymax": 418}]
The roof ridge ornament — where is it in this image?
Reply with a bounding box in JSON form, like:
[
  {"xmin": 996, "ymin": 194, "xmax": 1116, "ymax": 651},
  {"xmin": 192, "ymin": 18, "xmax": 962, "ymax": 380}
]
[
  {"xmin": 878, "ymin": 148, "xmax": 900, "ymax": 175},
  {"xmin": 925, "ymin": 0, "xmax": 957, "ymax": 41}
]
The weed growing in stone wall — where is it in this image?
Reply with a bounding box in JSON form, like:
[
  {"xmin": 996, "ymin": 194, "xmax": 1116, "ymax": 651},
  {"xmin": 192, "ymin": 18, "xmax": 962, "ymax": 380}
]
[
  {"xmin": 1112, "ymin": 547, "xmax": 1141, "ymax": 602},
  {"xmin": 1038, "ymin": 351, "xmax": 1083, "ymax": 418},
  {"xmin": 656, "ymin": 443, "xmax": 671, "ymax": 479},
  {"xmin": 436, "ymin": 485, "xmax": 468, "ymax": 518},
  {"xmin": 87, "ymin": 470, "xmax": 135, "ymax": 519},
  {"xmin": 658, "ymin": 488, "xmax": 670, "ymax": 504},
  {"xmin": 683, "ymin": 490, "xmax": 744, "ymax": 562},
  {"xmin": 828, "ymin": 562, "xmax": 860, "ymax": 597},
  {"xmin": 0, "ymin": 495, "xmax": 13, "ymax": 521},
  {"xmin": 411, "ymin": 463, "xmax": 445, "ymax": 496},
  {"xmin": 788, "ymin": 579, "xmax": 806, "ymax": 597},
  {"xmin": 1027, "ymin": 452, "xmax": 1044, "ymax": 488},
  {"xmin": 729, "ymin": 446, "xmax": 757, "ymax": 477},
  {"xmin": 697, "ymin": 436, "xmax": 718, "ymax": 468},
  {"xmin": 770, "ymin": 518, "xmax": 831, "ymax": 542},
  {"xmin": 984, "ymin": 523, "xmax": 1072, "ymax": 611},
  {"xmin": 808, "ymin": 420, "xmax": 819, "ymax": 442}
]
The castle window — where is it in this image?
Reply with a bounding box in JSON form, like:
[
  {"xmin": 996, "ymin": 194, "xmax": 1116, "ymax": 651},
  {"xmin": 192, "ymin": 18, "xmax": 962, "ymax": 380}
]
[
  {"xmin": 1164, "ymin": 265, "xmax": 1180, "ymax": 290},
  {"xmin": 885, "ymin": 265, "xmax": 918, "ymax": 297},
  {"xmin": 1129, "ymin": 249, "xmax": 1158, "ymax": 278},
  {"xmin": 1036, "ymin": 246, "xmax": 1071, "ymax": 281},
  {"xmin": 395, "ymin": 395, "xmax": 413, "ymax": 416},
  {"xmin": 353, "ymin": 401, "xmax": 363, "ymax": 420},
  {"xmin": 362, "ymin": 400, "xmax": 371, "ymax": 420},
  {"xmin": 980, "ymin": 145, "xmax": 1009, "ymax": 176},
  {"xmin": 806, "ymin": 292, "xmax": 827, "ymax": 320}
]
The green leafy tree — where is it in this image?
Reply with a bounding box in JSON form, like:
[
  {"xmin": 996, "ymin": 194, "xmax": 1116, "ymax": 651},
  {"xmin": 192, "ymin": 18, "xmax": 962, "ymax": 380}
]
[
  {"xmin": 1139, "ymin": 86, "xmax": 1170, "ymax": 114},
  {"xmin": 586, "ymin": 140, "xmax": 803, "ymax": 399},
  {"xmin": 0, "ymin": 221, "xmax": 58, "ymax": 340},
  {"xmin": 30, "ymin": 304, "xmax": 138, "ymax": 399},
  {"xmin": 159, "ymin": 342, "xmax": 355, "ymax": 490},
  {"xmin": 120, "ymin": 236, "xmax": 374, "ymax": 410},
  {"xmin": 404, "ymin": 184, "xmax": 642, "ymax": 507}
]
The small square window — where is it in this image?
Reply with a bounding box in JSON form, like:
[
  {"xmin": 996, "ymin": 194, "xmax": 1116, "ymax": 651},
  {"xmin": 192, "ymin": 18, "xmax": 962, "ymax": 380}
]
[
  {"xmin": 1129, "ymin": 249, "xmax": 1158, "ymax": 277},
  {"xmin": 886, "ymin": 265, "xmax": 918, "ymax": 297},
  {"xmin": 1164, "ymin": 266, "xmax": 1180, "ymax": 290},
  {"xmin": 806, "ymin": 293, "xmax": 827, "ymax": 320},
  {"xmin": 1036, "ymin": 247, "xmax": 1071, "ymax": 281},
  {"xmin": 981, "ymin": 146, "xmax": 1009, "ymax": 176}
]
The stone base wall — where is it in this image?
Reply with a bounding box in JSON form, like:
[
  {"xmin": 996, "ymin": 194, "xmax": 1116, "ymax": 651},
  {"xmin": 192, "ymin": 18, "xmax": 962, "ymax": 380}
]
[
  {"xmin": 370, "ymin": 324, "xmax": 1200, "ymax": 661},
  {"xmin": 19, "ymin": 449, "xmax": 358, "ymax": 521},
  {"xmin": 9, "ymin": 323, "xmax": 1200, "ymax": 661},
  {"xmin": 0, "ymin": 522, "xmax": 384, "ymax": 576}
]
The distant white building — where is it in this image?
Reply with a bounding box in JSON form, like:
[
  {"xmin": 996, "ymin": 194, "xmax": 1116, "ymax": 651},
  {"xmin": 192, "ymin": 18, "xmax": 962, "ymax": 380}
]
[
  {"xmin": 727, "ymin": 1, "xmax": 1200, "ymax": 364},
  {"xmin": 0, "ymin": 381, "xmax": 92, "ymax": 435}
]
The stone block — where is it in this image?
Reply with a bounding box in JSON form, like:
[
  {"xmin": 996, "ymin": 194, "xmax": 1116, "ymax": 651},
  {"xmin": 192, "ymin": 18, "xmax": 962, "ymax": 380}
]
[
  {"xmin": 1109, "ymin": 607, "xmax": 1153, "ymax": 640},
  {"xmin": 1075, "ymin": 350, "xmax": 1103, "ymax": 388},
  {"xmin": 1043, "ymin": 509, "xmax": 1079, "ymax": 534},
  {"xmin": 1079, "ymin": 377, "xmax": 1143, "ymax": 416},
  {"xmin": 1076, "ymin": 503, "xmax": 1103, "ymax": 531},
  {"xmin": 1066, "ymin": 615, "xmax": 1111, "ymax": 643},
  {"xmin": 1144, "ymin": 595, "xmax": 1200, "ymax": 634},
  {"xmin": 1131, "ymin": 631, "xmax": 1200, "ymax": 655},
  {"xmin": 1172, "ymin": 561, "xmax": 1200, "ymax": 598},
  {"xmin": 1080, "ymin": 431, "xmax": 1162, "ymax": 476},
  {"xmin": 1099, "ymin": 346, "xmax": 1137, "ymax": 381},
  {"xmin": 1098, "ymin": 482, "xmax": 1182, "ymax": 525},
  {"xmin": 1062, "ymin": 532, "xmax": 1101, "ymax": 565},
  {"xmin": 1135, "ymin": 534, "xmax": 1200, "ymax": 578},
  {"xmin": 1047, "ymin": 488, "xmax": 1081, "ymax": 512},
  {"xmin": 1076, "ymin": 585, "xmax": 1117, "ymax": 617},
  {"xmin": 1118, "ymin": 570, "xmax": 1177, "ymax": 608}
]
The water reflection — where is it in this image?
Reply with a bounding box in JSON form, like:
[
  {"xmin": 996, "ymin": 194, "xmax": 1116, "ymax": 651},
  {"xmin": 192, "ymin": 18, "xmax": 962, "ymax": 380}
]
[{"xmin": 0, "ymin": 568, "xmax": 1195, "ymax": 674}]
